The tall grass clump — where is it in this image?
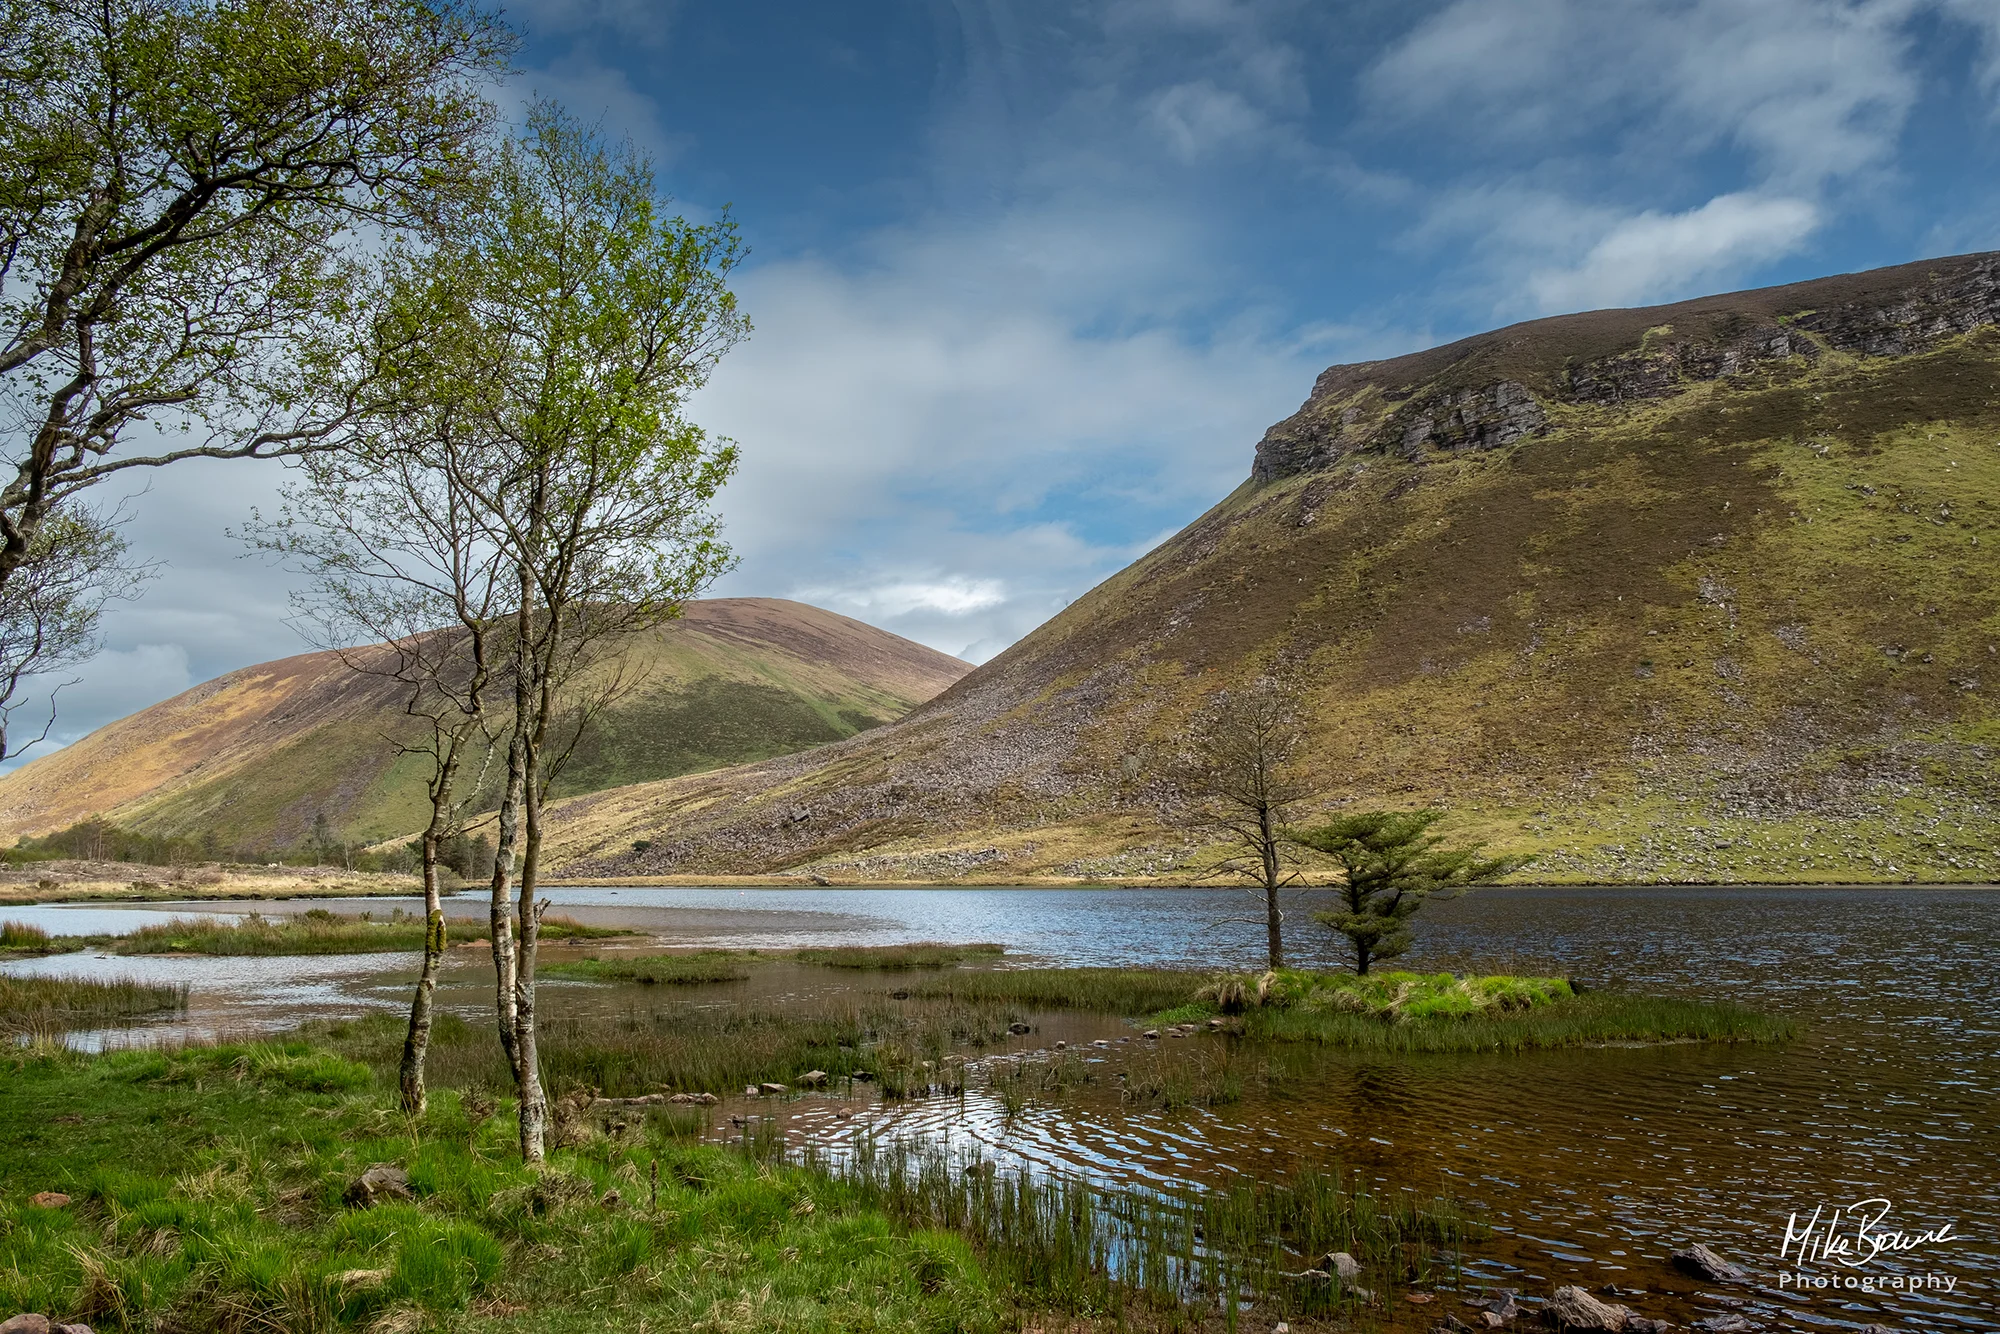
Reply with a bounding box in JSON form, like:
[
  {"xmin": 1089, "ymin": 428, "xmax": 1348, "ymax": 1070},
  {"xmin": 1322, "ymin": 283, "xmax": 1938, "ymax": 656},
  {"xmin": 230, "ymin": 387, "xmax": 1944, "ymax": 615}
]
[
  {"xmin": 1, "ymin": 919, "xmax": 52, "ymax": 947},
  {"xmin": 0, "ymin": 974, "xmax": 188, "ymax": 1033},
  {"xmin": 111, "ymin": 910, "xmax": 629, "ymax": 956},
  {"xmin": 811, "ymin": 1137, "xmax": 1475, "ymax": 1320},
  {"xmin": 543, "ymin": 953, "xmax": 751, "ymax": 985},
  {"xmin": 903, "ymin": 967, "xmax": 1201, "ymax": 1015},
  {"xmin": 795, "ymin": 942, "xmax": 1005, "ymax": 970}
]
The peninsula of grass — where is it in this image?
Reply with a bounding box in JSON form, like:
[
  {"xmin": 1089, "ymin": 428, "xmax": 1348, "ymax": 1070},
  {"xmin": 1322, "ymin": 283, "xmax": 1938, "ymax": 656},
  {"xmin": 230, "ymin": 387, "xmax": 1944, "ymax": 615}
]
[
  {"xmin": 0, "ymin": 1039, "xmax": 1458, "ymax": 1332},
  {"xmin": 0, "ymin": 974, "xmax": 189, "ymax": 1034},
  {"xmin": 907, "ymin": 966, "xmax": 1792, "ymax": 1051},
  {"xmin": 108, "ymin": 910, "xmax": 635, "ymax": 956},
  {"xmin": 0, "ymin": 920, "xmax": 88, "ymax": 956}
]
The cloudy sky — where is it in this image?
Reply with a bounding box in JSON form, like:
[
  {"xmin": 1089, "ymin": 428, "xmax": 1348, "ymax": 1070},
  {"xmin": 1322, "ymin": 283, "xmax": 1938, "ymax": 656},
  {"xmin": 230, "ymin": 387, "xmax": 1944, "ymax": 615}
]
[{"xmin": 21, "ymin": 0, "xmax": 2000, "ymax": 763}]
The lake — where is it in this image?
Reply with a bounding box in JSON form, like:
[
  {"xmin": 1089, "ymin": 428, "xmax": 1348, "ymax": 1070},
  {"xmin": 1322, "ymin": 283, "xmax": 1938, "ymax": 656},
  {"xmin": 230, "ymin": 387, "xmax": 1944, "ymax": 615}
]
[{"xmin": 4, "ymin": 883, "xmax": 1994, "ymax": 1330}]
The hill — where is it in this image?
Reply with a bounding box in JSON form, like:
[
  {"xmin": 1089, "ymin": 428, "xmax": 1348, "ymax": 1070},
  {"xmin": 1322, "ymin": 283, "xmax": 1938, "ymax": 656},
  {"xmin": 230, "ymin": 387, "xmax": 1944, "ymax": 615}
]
[
  {"xmin": 544, "ymin": 252, "xmax": 2000, "ymax": 884},
  {"xmin": 0, "ymin": 599, "xmax": 970, "ymax": 851}
]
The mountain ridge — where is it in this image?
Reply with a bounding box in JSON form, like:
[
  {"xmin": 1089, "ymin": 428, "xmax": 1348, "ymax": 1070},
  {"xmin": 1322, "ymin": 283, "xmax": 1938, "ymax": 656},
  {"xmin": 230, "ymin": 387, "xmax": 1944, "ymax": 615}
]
[
  {"xmin": 541, "ymin": 252, "xmax": 2000, "ymax": 884},
  {"xmin": 0, "ymin": 598, "xmax": 970, "ymax": 849}
]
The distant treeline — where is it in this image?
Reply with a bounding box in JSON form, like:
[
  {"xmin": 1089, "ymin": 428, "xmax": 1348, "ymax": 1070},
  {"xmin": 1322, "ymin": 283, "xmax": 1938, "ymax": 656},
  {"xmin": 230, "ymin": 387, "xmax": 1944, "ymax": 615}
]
[{"xmin": 7, "ymin": 817, "xmax": 495, "ymax": 879}]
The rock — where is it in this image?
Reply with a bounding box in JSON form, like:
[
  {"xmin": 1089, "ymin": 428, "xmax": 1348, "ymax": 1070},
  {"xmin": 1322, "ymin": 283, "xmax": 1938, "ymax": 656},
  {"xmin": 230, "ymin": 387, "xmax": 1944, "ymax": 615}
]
[
  {"xmin": 343, "ymin": 1164, "xmax": 412, "ymax": 1208},
  {"xmin": 796, "ymin": 1070, "xmax": 829, "ymax": 1087},
  {"xmin": 27, "ymin": 1193, "xmax": 68, "ymax": 1208},
  {"xmin": 1482, "ymin": 1313, "xmax": 1508, "ymax": 1330},
  {"xmin": 1690, "ymin": 1319, "xmax": 1753, "ymax": 1334},
  {"xmin": 1007, "ymin": 1022, "xmax": 1031, "ymax": 1034},
  {"xmin": 55, "ymin": 1324, "xmax": 94, "ymax": 1334},
  {"xmin": 1053, "ymin": 1040, "xmax": 1066, "ymax": 1050},
  {"xmin": 1407, "ymin": 1292, "xmax": 1435, "ymax": 1304},
  {"xmin": 1542, "ymin": 1285, "xmax": 1639, "ymax": 1331},
  {"xmin": 1289, "ymin": 1269, "xmax": 1331, "ymax": 1283},
  {"xmin": 834, "ymin": 1107, "xmax": 854, "ymax": 1119},
  {"xmin": 760, "ymin": 1082, "xmax": 787, "ymax": 1095},
  {"xmin": 667, "ymin": 1091, "xmax": 719, "ymax": 1105},
  {"xmin": 1670, "ymin": 1243, "xmax": 1749, "ymax": 1284},
  {"xmin": 1143, "ymin": 1029, "xmax": 1160, "ymax": 1040},
  {"xmin": 745, "ymin": 1085, "xmax": 760, "ymax": 1096},
  {"xmin": 0, "ymin": 1316, "xmax": 51, "ymax": 1334},
  {"xmin": 1323, "ymin": 1251, "xmax": 1363, "ymax": 1283},
  {"xmin": 1428, "ymin": 1316, "xmax": 1475, "ymax": 1334}
]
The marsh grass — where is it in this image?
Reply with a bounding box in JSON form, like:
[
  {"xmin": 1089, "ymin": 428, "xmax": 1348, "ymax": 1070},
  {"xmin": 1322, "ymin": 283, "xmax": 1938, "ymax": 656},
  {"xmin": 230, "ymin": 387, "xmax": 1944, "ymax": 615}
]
[
  {"xmin": 814, "ymin": 1136, "xmax": 1476, "ymax": 1321},
  {"xmin": 1, "ymin": 919, "xmax": 50, "ymax": 946},
  {"xmin": 1244, "ymin": 991, "xmax": 1795, "ymax": 1052},
  {"xmin": 110, "ymin": 910, "xmax": 631, "ymax": 956},
  {"xmin": 794, "ymin": 941, "xmax": 1005, "ymax": 969},
  {"xmin": 0, "ymin": 974, "xmax": 188, "ymax": 1033},
  {"xmin": 542, "ymin": 952, "xmax": 751, "ymax": 985},
  {"xmin": 309, "ymin": 993, "xmax": 1022, "ymax": 1100},
  {"xmin": 903, "ymin": 967, "xmax": 1203, "ymax": 1014}
]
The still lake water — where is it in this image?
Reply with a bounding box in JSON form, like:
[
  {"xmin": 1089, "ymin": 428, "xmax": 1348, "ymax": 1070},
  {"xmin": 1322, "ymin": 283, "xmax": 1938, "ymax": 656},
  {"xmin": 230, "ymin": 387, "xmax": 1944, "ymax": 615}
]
[{"xmin": 5, "ymin": 884, "xmax": 1996, "ymax": 1330}]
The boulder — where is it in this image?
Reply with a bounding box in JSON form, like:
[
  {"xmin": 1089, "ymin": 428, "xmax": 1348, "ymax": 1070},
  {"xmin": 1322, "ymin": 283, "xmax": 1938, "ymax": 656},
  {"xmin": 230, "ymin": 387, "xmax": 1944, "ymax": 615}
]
[
  {"xmin": 1143, "ymin": 1029, "xmax": 1160, "ymax": 1040},
  {"xmin": 27, "ymin": 1193, "xmax": 68, "ymax": 1208},
  {"xmin": 0, "ymin": 1315, "xmax": 51, "ymax": 1334},
  {"xmin": 55, "ymin": 1324, "xmax": 94, "ymax": 1334},
  {"xmin": 1542, "ymin": 1285, "xmax": 1640, "ymax": 1332},
  {"xmin": 1007, "ymin": 1022, "xmax": 1031, "ymax": 1034},
  {"xmin": 1671, "ymin": 1244, "xmax": 1750, "ymax": 1284},
  {"xmin": 760, "ymin": 1082, "xmax": 788, "ymax": 1095},
  {"xmin": 1323, "ymin": 1251, "xmax": 1364, "ymax": 1283},
  {"xmin": 796, "ymin": 1070, "xmax": 829, "ymax": 1087},
  {"xmin": 343, "ymin": 1163, "xmax": 413, "ymax": 1208},
  {"xmin": 744, "ymin": 1085, "xmax": 760, "ymax": 1096},
  {"xmin": 1690, "ymin": 1318, "xmax": 1752, "ymax": 1334}
]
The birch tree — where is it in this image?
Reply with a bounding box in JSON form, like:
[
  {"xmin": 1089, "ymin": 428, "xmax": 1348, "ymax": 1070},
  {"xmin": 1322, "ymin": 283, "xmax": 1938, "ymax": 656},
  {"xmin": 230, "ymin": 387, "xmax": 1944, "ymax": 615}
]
[
  {"xmin": 1187, "ymin": 682, "xmax": 1312, "ymax": 970},
  {"xmin": 433, "ymin": 105, "xmax": 745, "ymax": 1161},
  {"xmin": 248, "ymin": 258, "xmax": 515, "ymax": 1115}
]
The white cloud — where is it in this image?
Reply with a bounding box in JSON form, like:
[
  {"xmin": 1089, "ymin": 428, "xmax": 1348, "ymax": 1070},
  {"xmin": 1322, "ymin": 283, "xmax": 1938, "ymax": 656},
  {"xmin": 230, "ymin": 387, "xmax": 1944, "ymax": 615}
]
[{"xmin": 1527, "ymin": 193, "xmax": 1822, "ymax": 313}]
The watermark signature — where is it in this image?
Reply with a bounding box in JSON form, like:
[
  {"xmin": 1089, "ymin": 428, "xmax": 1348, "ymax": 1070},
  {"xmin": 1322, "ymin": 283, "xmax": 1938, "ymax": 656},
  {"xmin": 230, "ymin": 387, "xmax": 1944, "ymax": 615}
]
[{"xmin": 1776, "ymin": 1197, "xmax": 1961, "ymax": 1294}]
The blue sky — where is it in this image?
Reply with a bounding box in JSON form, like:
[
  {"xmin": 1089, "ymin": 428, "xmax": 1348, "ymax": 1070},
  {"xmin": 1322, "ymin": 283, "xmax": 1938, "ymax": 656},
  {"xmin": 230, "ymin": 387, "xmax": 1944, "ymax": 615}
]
[{"xmin": 25, "ymin": 0, "xmax": 2000, "ymax": 761}]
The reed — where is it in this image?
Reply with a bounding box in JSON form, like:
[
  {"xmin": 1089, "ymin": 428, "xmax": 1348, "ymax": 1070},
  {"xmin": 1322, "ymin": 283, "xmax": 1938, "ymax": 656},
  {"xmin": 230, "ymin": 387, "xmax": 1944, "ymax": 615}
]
[
  {"xmin": 543, "ymin": 952, "xmax": 751, "ymax": 985},
  {"xmin": 793, "ymin": 941, "xmax": 1006, "ymax": 969},
  {"xmin": 1244, "ymin": 991, "xmax": 1795, "ymax": 1051},
  {"xmin": 109, "ymin": 910, "xmax": 630, "ymax": 956},
  {"xmin": 901, "ymin": 966, "xmax": 1203, "ymax": 1014},
  {"xmin": 0, "ymin": 919, "xmax": 50, "ymax": 947},
  {"xmin": 806, "ymin": 1136, "xmax": 1475, "ymax": 1319},
  {"xmin": 0, "ymin": 973, "xmax": 189, "ymax": 1032}
]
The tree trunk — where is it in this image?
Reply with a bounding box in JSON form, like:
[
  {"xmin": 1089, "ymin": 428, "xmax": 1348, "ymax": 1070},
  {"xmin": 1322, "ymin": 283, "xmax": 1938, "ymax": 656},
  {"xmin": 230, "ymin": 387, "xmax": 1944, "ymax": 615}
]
[
  {"xmin": 488, "ymin": 712, "xmax": 527, "ymax": 1078},
  {"xmin": 397, "ymin": 829, "xmax": 447, "ymax": 1116},
  {"xmin": 1257, "ymin": 802, "xmax": 1283, "ymax": 970},
  {"xmin": 513, "ymin": 732, "xmax": 548, "ymax": 1164}
]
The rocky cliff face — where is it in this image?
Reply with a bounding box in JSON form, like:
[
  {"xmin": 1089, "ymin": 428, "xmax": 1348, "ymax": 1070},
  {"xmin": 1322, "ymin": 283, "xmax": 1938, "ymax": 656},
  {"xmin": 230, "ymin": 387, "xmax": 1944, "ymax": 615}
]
[
  {"xmin": 1254, "ymin": 252, "xmax": 2000, "ymax": 484},
  {"xmin": 546, "ymin": 253, "xmax": 2000, "ymax": 885}
]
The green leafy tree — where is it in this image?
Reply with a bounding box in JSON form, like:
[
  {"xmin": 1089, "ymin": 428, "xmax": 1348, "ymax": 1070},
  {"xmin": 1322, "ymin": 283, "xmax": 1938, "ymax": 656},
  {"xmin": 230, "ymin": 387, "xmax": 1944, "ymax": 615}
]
[
  {"xmin": 0, "ymin": 0, "xmax": 511, "ymax": 591},
  {"xmin": 1285, "ymin": 810, "xmax": 1523, "ymax": 974},
  {"xmin": 414, "ymin": 104, "xmax": 745, "ymax": 1161}
]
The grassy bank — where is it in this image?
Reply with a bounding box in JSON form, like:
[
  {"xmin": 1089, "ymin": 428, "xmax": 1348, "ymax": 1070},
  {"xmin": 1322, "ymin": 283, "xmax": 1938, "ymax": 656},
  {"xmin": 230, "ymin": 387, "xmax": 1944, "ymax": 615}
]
[
  {"xmin": 543, "ymin": 942, "xmax": 1009, "ymax": 986},
  {"xmin": 0, "ymin": 1040, "xmax": 1454, "ymax": 1332},
  {"xmin": 0, "ymin": 862, "xmax": 423, "ymax": 906},
  {"xmin": 0, "ymin": 975, "xmax": 189, "ymax": 1035},
  {"xmin": 108, "ymin": 910, "xmax": 634, "ymax": 957}
]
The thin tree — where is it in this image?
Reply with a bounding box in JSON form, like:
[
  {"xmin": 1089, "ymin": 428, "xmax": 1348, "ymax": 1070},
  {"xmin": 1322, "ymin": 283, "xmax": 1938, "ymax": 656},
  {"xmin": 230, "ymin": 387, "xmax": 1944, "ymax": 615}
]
[
  {"xmin": 426, "ymin": 105, "xmax": 745, "ymax": 1161},
  {"xmin": 250, "ymin": 333, "xmax": 515, "ymax": 1114},
  {"xmin": 1284, "ymin": 810, "xmax": 1523, "ymax": 975},
  {"xmin": 1187, "ymin": 682, "xmax": 1311, "ymax": 969},
  {"xmin": 0, "ymin": 0, "xmax": 510, "ymax": 591}
]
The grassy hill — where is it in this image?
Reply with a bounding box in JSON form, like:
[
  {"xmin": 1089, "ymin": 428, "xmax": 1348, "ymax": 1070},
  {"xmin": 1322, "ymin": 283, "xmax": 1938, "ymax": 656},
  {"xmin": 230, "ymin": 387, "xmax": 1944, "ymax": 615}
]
[
  {"xmin": 0, "ymin": 599, "xmax": 969, "ymax": 851},
  {"xmin": 544, "ymin": 252, "xmax": 2000, "ymax": 884}
]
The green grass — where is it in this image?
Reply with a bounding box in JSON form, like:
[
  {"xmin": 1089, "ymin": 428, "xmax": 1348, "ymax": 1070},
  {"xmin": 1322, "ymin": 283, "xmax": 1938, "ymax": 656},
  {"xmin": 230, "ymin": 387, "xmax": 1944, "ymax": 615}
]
[
  {"xmin": 1, "ymin": 919, "xmax": 50, "ymax": 947},
  {"xmin": 900, "ymin": 967, "xmax": 1205, "ymax": 1015},
  {"xmin": 793, "ymin": 941, "xmax": 1006, "ymax": 970},
  {"xmin": 109, "ymin": 910, "xmax": 633, "ymax": 956},
  {"xmin": 1179, "ymin": 969, "xmax": 1795, "ymax": 1053},
  {"xmin": 0, "ymin": 975, "xmax": 189, "ymax": 1034},
  {"xmin": 542, "ymin": 952, "xmax": 751, "ymax": 985},
  {"xmin": 0, "ymin": 1041, "xmax": 1005, "ymax": 1334}
]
